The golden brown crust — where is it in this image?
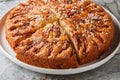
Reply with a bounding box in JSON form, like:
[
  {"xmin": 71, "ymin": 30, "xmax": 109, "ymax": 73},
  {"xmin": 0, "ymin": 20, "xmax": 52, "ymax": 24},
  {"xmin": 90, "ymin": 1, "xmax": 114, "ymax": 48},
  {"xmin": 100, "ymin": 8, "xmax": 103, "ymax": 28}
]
[
  {"xmin": 6, "ymin": 0, "xmax": 114, "ymax": 68},
  {"xmin": 15, "ymin": 21, "xmax": 78, "ymax": 68},
  {"xmin": 6, "ymin": 1, "xmax": 58, "ymax": 48},
  {"xmin": 59, "ymin": 1, "xmax": 114, "ymax": 64}
]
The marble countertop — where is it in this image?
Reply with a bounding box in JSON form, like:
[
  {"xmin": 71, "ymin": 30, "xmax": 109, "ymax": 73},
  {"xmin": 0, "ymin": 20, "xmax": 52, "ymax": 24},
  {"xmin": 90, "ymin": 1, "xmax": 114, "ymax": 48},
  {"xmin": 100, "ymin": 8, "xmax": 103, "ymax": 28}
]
[{"xmin": 0, "ymin": 0, "xmax": 120, "ymax": 80}]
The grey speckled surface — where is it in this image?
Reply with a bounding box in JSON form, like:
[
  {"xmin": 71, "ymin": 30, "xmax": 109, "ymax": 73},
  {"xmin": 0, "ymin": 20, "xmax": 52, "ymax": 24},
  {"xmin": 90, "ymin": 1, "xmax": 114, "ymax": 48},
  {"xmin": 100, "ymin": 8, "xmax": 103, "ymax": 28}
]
[{"xmin": 0, "ymin": 0, "xmax": 120, "ymax": 80}]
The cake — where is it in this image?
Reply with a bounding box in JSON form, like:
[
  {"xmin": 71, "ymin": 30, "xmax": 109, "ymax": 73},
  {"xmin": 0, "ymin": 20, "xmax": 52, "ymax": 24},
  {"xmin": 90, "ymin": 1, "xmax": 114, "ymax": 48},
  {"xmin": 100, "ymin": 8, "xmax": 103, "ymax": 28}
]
[{"xmin": 5, "ymin": 0, "xmax": 114, "ymax": 69}]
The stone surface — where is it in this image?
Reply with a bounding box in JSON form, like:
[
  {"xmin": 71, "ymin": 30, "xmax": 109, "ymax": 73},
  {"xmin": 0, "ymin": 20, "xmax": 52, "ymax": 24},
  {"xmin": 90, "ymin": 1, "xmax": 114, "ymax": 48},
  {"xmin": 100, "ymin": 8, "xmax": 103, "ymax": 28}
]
[{"xmin": 0, "ymin": 0, "xmax": 120, "ymax": 80}]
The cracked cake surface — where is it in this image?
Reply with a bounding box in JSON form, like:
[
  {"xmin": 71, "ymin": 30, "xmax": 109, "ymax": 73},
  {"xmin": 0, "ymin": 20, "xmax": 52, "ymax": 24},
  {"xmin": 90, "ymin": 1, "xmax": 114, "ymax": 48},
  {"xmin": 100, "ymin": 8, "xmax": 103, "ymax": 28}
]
[{"xmin": 6, "ymin": 0, "xmax": 114, "ymax": 69}]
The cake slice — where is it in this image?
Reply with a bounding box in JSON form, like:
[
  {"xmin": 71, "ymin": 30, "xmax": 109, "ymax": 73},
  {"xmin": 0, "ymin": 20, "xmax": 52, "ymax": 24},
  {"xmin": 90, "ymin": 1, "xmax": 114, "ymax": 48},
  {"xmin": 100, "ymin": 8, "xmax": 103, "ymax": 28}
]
[{"xmin": 15, "ymin": 21, "xmax": 78, "ymax": 69}]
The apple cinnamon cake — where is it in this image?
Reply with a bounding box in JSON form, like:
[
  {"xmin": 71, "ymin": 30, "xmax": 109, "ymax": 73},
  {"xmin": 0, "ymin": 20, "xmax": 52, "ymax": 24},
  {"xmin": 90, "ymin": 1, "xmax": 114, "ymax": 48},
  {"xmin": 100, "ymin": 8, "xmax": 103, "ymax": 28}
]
[{"xmin": 6, "ymin": 0, "xmax": 114, "ymax": 69}]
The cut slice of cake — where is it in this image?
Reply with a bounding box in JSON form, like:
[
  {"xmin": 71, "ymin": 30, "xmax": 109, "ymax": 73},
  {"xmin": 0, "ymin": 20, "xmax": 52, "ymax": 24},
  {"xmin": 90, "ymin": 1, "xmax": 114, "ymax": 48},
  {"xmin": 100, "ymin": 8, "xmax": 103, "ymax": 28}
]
[{"xmin": 15, "ymin": 21, "xmax": 78, "ymax": 69}]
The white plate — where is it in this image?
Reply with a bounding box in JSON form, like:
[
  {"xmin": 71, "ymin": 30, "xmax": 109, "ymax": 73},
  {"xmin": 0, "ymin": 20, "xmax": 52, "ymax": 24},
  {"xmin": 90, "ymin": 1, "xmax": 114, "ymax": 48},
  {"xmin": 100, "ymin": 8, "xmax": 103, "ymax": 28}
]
[{"xmin": 0, "ymin": 8, "xmax": 120, "ymax": 75}]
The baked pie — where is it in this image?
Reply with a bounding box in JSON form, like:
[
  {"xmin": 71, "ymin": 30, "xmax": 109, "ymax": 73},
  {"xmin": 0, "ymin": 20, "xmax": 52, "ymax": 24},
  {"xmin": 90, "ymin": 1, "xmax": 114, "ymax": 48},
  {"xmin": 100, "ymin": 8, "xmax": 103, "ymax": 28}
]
[{"xmin": 6, "ymin": 0, "xmax": 114, "ymax": 69}]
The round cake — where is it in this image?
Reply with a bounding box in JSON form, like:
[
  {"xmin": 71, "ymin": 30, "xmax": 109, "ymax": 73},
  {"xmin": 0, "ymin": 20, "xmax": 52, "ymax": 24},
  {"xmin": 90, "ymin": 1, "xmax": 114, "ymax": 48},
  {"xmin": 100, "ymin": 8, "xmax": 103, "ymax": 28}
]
[{"xmin": 6, "ymin": 0, "xmax": 114, "ymax": 69}]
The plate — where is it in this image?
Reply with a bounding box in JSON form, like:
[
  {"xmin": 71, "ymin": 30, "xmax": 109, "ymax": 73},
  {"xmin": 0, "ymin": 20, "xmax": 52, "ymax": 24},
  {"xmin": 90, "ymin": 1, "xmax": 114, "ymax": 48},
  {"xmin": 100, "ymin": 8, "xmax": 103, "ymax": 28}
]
[{"xmin": 0, "ymin": 8, "xmax": 120, "ymax": 75}]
